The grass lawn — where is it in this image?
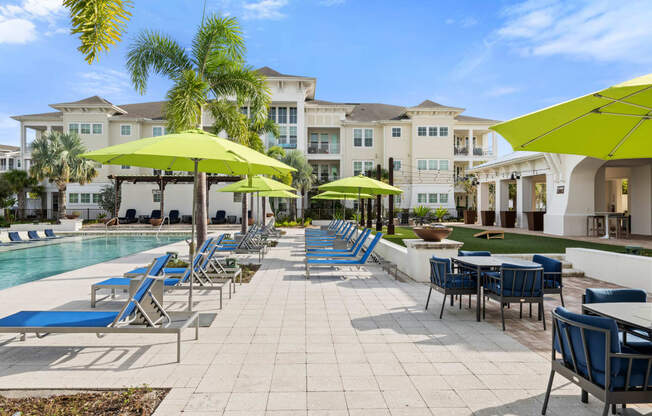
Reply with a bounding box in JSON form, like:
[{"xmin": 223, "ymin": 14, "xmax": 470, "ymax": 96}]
[{"xmin": 370, "ymin": 225, "xmax": 630, "ymax": 254}]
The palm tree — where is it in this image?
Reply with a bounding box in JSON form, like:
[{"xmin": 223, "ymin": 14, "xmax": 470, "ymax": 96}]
[
  {"xmin": 30, "ymin": 133, "xmax": 97, "ymax": 220},
  {"xmin": 281, "ymin": 150, "xmax": 315, "ymax": 220},
  {"xmin": 3, "ymin": 170, "xmax": 40, "ymax": 220},
  {"xmin": 127, "ymin": 15, "xmax": 271, "ymax": 245}
]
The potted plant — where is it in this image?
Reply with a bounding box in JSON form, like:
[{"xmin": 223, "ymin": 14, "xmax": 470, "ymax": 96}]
[
  {"xmin": 65, "ymin": 211, "xmax": 80, "ymax": 220},
  {"xmin": 434, "ymin": 207, "xmax": 448, "ymax": 223},
  {"xmin": 461, "ymin": 177, "xmax": 477, "ymax": 224},
  {"xmin": 97, "ymin": 212, "xmax": 108, "ymax": 223},
  {"xmin": 412, "ymin": 205, "xmax": 431, "ymax": 226},
  {"xmin": 150, "ymin": 217, "xmax": 163, "ymax": 226}
]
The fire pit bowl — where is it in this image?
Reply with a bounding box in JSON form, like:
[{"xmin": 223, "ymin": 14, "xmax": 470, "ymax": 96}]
[{"xmin": 413, "ymin": 225, "xmax": 453, "ymax": 242}]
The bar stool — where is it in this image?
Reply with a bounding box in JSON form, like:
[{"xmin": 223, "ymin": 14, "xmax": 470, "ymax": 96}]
[
  {"xmin": 586, "ymin": 215, "xmax": 605, "ymax": 237},
  {"xmin": 616, "ymin": 215, "xmax": 631, "ymax": 239}
]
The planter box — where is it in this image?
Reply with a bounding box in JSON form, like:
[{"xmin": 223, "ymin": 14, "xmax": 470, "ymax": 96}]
[
  {"xmin": 481, "ymin": 210, "xmax": 495, "ymax": 226},
  {"xmin": 500, "ymin": 211, "xmax": 516, "ymax": 228},
  {"xmin": 463, "ymin": 210, "xmax": 477, "ymax": 224},
  {"xmin": 525, "ymin": 211, "xmax": 545, "ymax": 231}
]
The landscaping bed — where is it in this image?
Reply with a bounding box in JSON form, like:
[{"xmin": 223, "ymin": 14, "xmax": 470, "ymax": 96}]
[
  {"xmin": 239, "ymin": 263, "xmax": 261, "ymax": 283},
  {"xmin": 0, "ymin": 387, "xmax": 167, "ymax": 416}
]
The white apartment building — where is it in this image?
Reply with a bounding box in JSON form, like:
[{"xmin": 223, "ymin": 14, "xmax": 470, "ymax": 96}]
[{"xmin": 10, "ymin": 67, "xmax": 498, "ymax": 220}]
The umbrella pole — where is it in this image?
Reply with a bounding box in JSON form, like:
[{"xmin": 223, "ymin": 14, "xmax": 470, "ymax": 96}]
[{"xmin": 189, "ymin": 159, "xmax": 198, "ymax": 312}]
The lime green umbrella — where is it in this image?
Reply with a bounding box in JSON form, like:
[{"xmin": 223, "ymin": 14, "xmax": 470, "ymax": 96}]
[
  {"xmin": 312, "ymin": 191, "xmax": 374, "ymax": 200},
  {"xmin": 318, "ymin": 175, "xmax": 402, "ymax": 195},
  {"xmin": 217, "ymin": 175, "xmax": 295, "ymax": 193},
  {"xmin": 258, "ymin": 190, "xmax": 300, "ymax": 198},
  {"xmin": 81, "ymin": 129, "xmax": 295, "ymax": 311},
  {"xmin": 491, "ymin": 73, "xmax": 652, "ymax": 159}
]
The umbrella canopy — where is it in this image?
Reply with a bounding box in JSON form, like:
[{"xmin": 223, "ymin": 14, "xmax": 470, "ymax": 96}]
[
  {"xmin": 491, "ymin": 73, "xmax": 652, "ymax": 160},
  {"xmin": 312, "ymin": 191, "xmax": 374, "ymax": 200},
  {"xmin": 318, "ymin": 175, "xmax": 403, "ymax": 195},
  {"xmin": 258, "ymin": 190, "xmax": 300, "ymax": 198},
  {"xmin": 81, "ymin": 129, "xmax": 296, "ymax": 175},
  {"xmin": 217, "ymin": 175, "xmax": 295, "ymax": 193}
]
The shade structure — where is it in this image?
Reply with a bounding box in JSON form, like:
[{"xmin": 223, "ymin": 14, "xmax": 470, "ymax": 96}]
[
  {"xmin": 217, "ymin": 175, "xmax": 295, "ymax": 193},
  {"xmin": 81, "ymin": 129, "xmax": 295, "ymax": 312},
  {"xmin": 318, "ymin": 175, "xmax": 403, "ymax": 195},
  {"xmin": 491, "ymin": 73, "xmax": 652, "ymax": 160},
  {"xmin": 258, "ymin": 190, "xmax": 300, "ymax": 198},
  {"xmin": 312, "ymin": 191, "xmax": 374, "ymax": 200}
]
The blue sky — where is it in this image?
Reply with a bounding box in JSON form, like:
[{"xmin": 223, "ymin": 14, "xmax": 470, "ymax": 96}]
[{"xmin": 1, "ymin": 0, "xmax": 651, "ymax": 155}]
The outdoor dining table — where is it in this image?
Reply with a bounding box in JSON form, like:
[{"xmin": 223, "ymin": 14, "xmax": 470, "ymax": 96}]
[
  {"xmin": 451, "ymin": 256, "xmax": 541, "ymax": 322},
  {"xmin": 582, "ymin": 302, "xmax": 652, "ymax": 340}
]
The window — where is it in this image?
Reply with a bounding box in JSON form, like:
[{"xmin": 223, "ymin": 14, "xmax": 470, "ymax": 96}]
[
  {"xmin": 268, "ymin": 107, "xmax": 276, "ymax": 122},
  {"xmin": 393, "ymin": 160, "xmax": 402, "ymax": 171},
  {"xmin": 428, "ymin": 127, "xmax": 438, "ymax": 137},
  {"xmin": 153, "ymin": 169, "xmax": 161, "ymax": 175},
  {"xmin": 277, "ymin": 107, "xmax": 287, "ymax": 124},
  {"xmin": 0, "ymin": 159, "xmax": 6, "ymax": 170},
  {"xmin": 353, "ymin": 129, "xmax": 363, "ymax": 147},
  {"xmin": 439, "ymin": 193, "xmax": 449, "ymax": 203},
  {"xmin": 81, "ymin": 123, "xmax": 91, "ymax": 134},
  {"xmin": 68, "ymin": 193, "xmax": 79, "ymax": 203},
  {"xmin": 289, "ymin": 126, "xmax": 297, "ymax": 145},
  {"xmin": 417, "ymin": 193, "xmax": 427, "ymax": 203},
  {"xmin": 152, "ymin": 190, "xmax": 161, "ymax": 203},
  {"xmin": 68, "ymin": 123, "xmax": 79, "ymax": 134},
  {"xmin": 439, "ymin": 160, "xmax": 449, "ymax": 171},
  {"xmin": 239, "ymin": 106, "xmax": 248, "ymax": 116},
  {"xmin": 439, "ymin": 127, "xmax": 448, "ymax": 137},
  {"xmin": 92, "ymin": 193, "xmax": 100, "ymax": 204},
  {"xmin": 365, "ymin": 161, "xmax": 374, "ymax": 173},
  {"xmin": 394, "ymin": 194, "xmax": 401, "ymax": 205},
  {"xmin": 165, "ymin": 170, "xmax": 173, "ymax": 175},
  {"xmin": 353, "ymin": 160, "xmax": 374, "ymax": 176},
  {"xmin": 92, "ymin": 123, "xmax": 103, "ymax": 134},
  {"xmin": 417, "ymin": 127, "xmax": 427, "ymax": 136},
  {"xmin": 121, "ymin": 165, "xmax": 130, "ymax": 169},
  {"xmin": 289, "ymin": 107, "xmax": 297, "ymax": 124},
  {"xmin": 364, "ymin": 128, "xmax": 373, "ymax": 147},
  {"xmin": 428, "ymin": 193, "xmax": 437, "ymax": 203},
  {"xmin": 233, "ymin": 193, "xmax": 242, "ymax": 203},
  {"xmin": 428, "ymin": 160, "xmax": 438, "ymax": 170},
  {"xmin": 391, "ymin": 127, "xmax": 401, "ymax": 138},
  {"xmin": 153, "ymin": 126, "xmax": 168, "ymax": 136},
  {"xmin": 8, "ymin": 159, "xmax": 13, "ymax": 170},
  {"xmin": 80, "ymin": 193, "xmax": 91, "ymax": 204},
  {"xmin": 120, "ymin": 125, "xmax": 132, "ymax": 136},
  {"xmin": 417, "ymin": 160, "xmax": 427, "ymax": 170},
  {"xmin": 278, "ymin": 126, "xmax": 288, "ymax": 144}
]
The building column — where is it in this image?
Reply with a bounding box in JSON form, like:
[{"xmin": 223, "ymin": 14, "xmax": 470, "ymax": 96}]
[
  {"xmin": 495, "ymin": 179, "xmax": 509, "ymax": 226},
  {"xmin": 469, "ymin": 128, "xmax": 474, "ymax": 153},
  {"xmin": 478, "ymin": 182, "xmax": 490, "ymax": 212},
  {"xmin": 516, "ymin": 176, "xmax": 533, "ymax": 229}
]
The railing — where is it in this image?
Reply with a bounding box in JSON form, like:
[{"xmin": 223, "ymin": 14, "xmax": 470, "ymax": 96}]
[
  {"xmin": 5, "ymin": 208, "xmax": 110, "ymax": 222},
  {"xmin": 105, "ymin": 217, "xmax": 119, "ymax": 233},
  {"xmin": 156, "ymin": 216, "xmax": 170, "ymax": 238},
  {"xmin": 308, "ymin": 143, "xmax": 340, "ymax": 154},
  {"xmin": 454, "ymin": 147, "xmax": 493, "ymax": 157}
]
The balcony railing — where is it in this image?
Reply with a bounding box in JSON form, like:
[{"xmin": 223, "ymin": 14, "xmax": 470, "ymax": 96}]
[
  {"xmin": 308, "ymin": 143, "xmax": 339, "ymax": 154},
  {"xmin": 454, "ymin": 147, "xmax": 493, "ymax": 157}
]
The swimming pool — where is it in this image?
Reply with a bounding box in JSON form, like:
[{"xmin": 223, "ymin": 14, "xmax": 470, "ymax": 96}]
[{"xmin": 0, "ymin": 235, "xmax": 186, "ymax": 290}]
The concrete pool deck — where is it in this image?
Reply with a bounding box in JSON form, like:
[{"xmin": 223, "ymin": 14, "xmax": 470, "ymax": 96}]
[{"xmin": 0, "ymin": 229, "xmax": 648, "ymax": 415}]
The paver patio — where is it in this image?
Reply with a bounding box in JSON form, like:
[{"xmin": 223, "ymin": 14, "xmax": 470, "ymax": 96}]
[{"xmin": 0, "ymin": 229, "xmax": 648, "ymax": 415}]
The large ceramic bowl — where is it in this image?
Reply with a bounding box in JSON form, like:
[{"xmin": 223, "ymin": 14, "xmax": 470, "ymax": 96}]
[{"xmin": 413, "ymin": 226, "xmax": 453, "ymax": 242}]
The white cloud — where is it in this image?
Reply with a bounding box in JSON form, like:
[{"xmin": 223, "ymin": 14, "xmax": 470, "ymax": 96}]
[
  {"xmin": 497, "ymin": 0, "xmax": 652, "ymax": 63},
  {"xmin": 445, "ymin": 18, "xmax": 455, "ymax": 25},
  {"xmin": 76, "ymin": 68, "xmax": 134, "ymax": 99},
  {"xmin": 460, "ymin": 17, "xmax": 477, "ymax": 28},
  {"xmin": 243, "ymin": 0, "xmax": 288, "ymax": 20},
  {"xmin": 485, "ymin": 86, "xmax": 520, "ymax": 97},
  {"xmin": 0, "ymin": 0, "xmax": 64, "ymax": 44}
]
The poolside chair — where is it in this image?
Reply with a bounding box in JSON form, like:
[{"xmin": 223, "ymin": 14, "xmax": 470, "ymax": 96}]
[
  {"xmin": 426, "ymin": 256, "xmax": 477, "ymax": 318},
  {"xmin": 307, "ymin": 228, "xmax": 370, "ymax": 253},
  {"xmin": 27, "ymin": 230, "xmax": 44, "ymax": 241},
  {"xmin": 8, "ymin": 232, "xmax": 32, "ymax": 244},
  {"xmin": 305, "ymin": 229, "xmax": 371, "ymax": 258},
  {"xmin": 0, "ymin": 262, "xmax": 200, "ymax": 363},
  {"xmin": 306, "ymin": 222, "xmax": 352, "ymax": 243},
  {"xmin": 305, "ymin": 232, "xmax": 383, "ymax": 279},
  {"xmin": 169, "ymin": 210, "xmax": 181, "ymax": 224},
  {"xmin": 140, "ymin": 210, "xmax": 161, "ymax": 224},
  {"xmin": 482, "ymin": 263, "xmax": 546, "ymax": 331},
  {"xmin": 542, "ymin": 306, "xmax": 652, "ymax": 416},
  {"xmin": 458, "ymin": 250, "xmax": 491, "ymax": 256},
  {"xmin": 533, "ymin": 254, "xmax": 564, "ymax": 306},
  {"xmin": 44, "ymin": 229, "xmax": 64, "ymax": 239},
  {"xmin": 119, "ymin": 209, "xmax": 138, "ymax": 224},
  {"xmin": 583, "ymin": 288, "xmax": 651, "ymax": 354},
  {"xmin": 123, "ymin": 238, "xmax": 215, "ymax": 278},
  {"xmin": 211, "ymin": 210, "xmax": 226, "ymax": 224},
  {"xmin": 305, "ymin": 224, "xmax": 356, "ymax": 249}
]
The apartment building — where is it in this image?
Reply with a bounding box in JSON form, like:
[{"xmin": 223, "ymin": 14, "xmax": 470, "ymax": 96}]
[{"xmin": 10, "ymin": 67, "xmax": 498, "ymax": 219}]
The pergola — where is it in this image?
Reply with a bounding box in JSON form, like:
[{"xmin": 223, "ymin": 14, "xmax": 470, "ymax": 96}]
[{"xmin": 108, "ymin": 174, "xmax": 241, "ymax": 219}]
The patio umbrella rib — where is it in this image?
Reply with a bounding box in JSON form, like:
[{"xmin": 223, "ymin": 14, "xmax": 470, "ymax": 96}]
[
  {"xmin": 166, "ymin": 157, "xmax": 178, "ymax": 170},
  {"xmin": 596, "ymin": 111, "xmax": 652, "ymax": 119},
  {"xmin": 593, "ymin": 93, "xmax": 652, "ymax": 112},
  {"xmin": 607, "ymin": 116, "xmax": 648, "ymax": 158}
]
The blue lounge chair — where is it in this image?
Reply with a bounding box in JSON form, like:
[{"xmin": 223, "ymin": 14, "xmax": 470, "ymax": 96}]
[
  {"xmin": 307, "ymin": 228, "xmax": 370, "ymax": 253},
  {"xmin": 123, "ymin": 237, "xmax": 215, "ymax": 277},
  {"xmin": 306, "ymin": 220, "xmax": 345, "ymax": 237},
  {"xmin": 305, "ymin": 232, "xmax": 383, "ymax": 279},
  {"xmin": 306, "ymin": 219, "xmax": 339, "ymax": 235},
  {"xmin": 211, "ymin": 210, "xmax": 226, "ymax": 224},
  {"xmin": 27, "ymin": 230, "xmax": 43, "ymax": 241},
  {"xmin": 44, "ymin": 229, "xmax": 63, "ymax": 239},
  {"xmin": 306, "ymin": 229, "xmax": 371, "ymax": 258},
  {"xmin": 0, "ymin": 261, "xmax": 200, "ymax": 363},
  {"xmin": 8, "ymin": 232, "xmax": 31, "ymax": 244},
  {"xmin": 305, "ymin": 224, "xmax": 356, "ymax": 248},
  {"xmin": 306, "ymin": 222, "xmax": 353, "ymax": 243},
  {"xmin": 169, "ymin": 210, "xmax": 181, "ymax": 224},
  {"xmin": 533, "ymin": 254, "xmax": 564, "ymax": 306},
  {"xmin": 542, "ymin": 306, "xmax": 652, "ymax": 416},
  {"xmin": 119, "ymin": 208, "xmax": 138, "ymax": 224}
]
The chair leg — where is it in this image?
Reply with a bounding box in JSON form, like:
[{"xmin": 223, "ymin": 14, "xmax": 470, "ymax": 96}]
[
  {"xmin": 468, "ymin": 295, "xmax": 471, "ymax": 309},
  {"xmin": 519, "ymin": 303, "xmax": 523, "ymax": 319},
  {"xmin": 559, "ymin": 292, "xmax": 565, "ymax": 307},
  {"xmin": 601, "ymin": 403, "xmax": 609, "ymax": 416},
  {"xmin": 459, "ymin": 295, "xmax": 462, "ymax": 309},
  {"xmin": 541, "ymin": 302, "xmax": 546, "ymax": 330},
  {"xmin": 541, "ymin": 370, "xmax": 555, "ymax": 415},
  {"xmin": 611, "ymin": 404, "xmax": 617, "ymax": 415},
  {"xmin": 482, "ymin": 295, "xmax": 486, "ymax": 320},
  {"xmin": 581, "ymin": 390, "xmax": 588, "ymax": 403},
  {"xmin": 425, "ymin": 288, "xmax": 432, "ymax": 310},
  {"xmin": 440, "ymin": 294, "xmax": 446, "ymax": 319},
  {"xmin": 500, "ymin": 302, "xmax": 506, "ymax": 331},
  {"xmin": 450, "ymin": 295, "xmax": 454, "ymax": 306}
]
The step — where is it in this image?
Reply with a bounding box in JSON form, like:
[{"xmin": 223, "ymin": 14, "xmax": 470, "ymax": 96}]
[{"xmin": 562, "ymin": 268, "xmax": 585, "ymax": 278}]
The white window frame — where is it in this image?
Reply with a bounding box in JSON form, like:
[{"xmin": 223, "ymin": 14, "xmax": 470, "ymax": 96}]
[
  {"xmin": 364, "ymin": 128, "xmax": 373, "ymax": 147},
  {"xmin": 417, "ymin": 126, "xmax": 427, "ymax": 136},
  {"xmin": 80, "ymin": 193, "xmax": 91, "ymax": 204},
  {"xmin": 439, "ymin": 126, "xmax": 449, "ymax": 137},
  {"xmin": 417, "ymin": 159, "xmax": 427, "ymax": 171},
  {"xmin": 152, "ymin": 126, "xmax": 168, "ymax": 137},
  {"xmin": 392, "ymin": 159, "xmax": 402, "ymax": 171},
  {"xmin": 80, "ymin": 123, "xmax": 91, "ymax": 135},
  {"xmin": 68, "ymin": 193, "xmax": 79, "ymax": 204},
  {"xmin": 152, "ymin": 189, "xmax": 161, "ymax": 203},
  {"xmin": 428, "ymin": 126, "xmax": 438, "ymax": 137},
  {"xmin": 439, "ymin": 193, "xmax": 449, "ymax": 203},
  {"xmin": 353, "ymin": 128, "xmax": 363, "ymax": 147},
  {"xmin": 391, "ymin": 127, "xmax": 401, "ymax": 138},
  {"xmin": 417, "ymin": 193, "xmax": 427, "ymax": 203},
  {"xmin": 428, "ymin": 193, "xmax": 438, "ymax": 204},
  {"xmin": 68, "ymin": 123, "xmax": 79, "ymax": 134},
  {"xmin": 92, "ymin": 193, "xmax": 100, "ymax": 204},
  {"xmin": 92, "ymin": 123, "xmax": 103, "ymax": 135},
  {"xmin": 353, "ymin": 160, "xmax": 374, "ymax": 176},
  {"xmin": 120, "ymin": 124, "xmax": 132, "ymax": 136},
  {"xmin": 439, "ymin": 159, "xmax": 449, "ymax": 171}
]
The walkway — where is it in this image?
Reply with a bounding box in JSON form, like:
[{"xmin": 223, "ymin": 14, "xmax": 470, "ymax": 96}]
[{"xmin": 0, "ymin": 229, "xmax": 648, "ymax": 415}]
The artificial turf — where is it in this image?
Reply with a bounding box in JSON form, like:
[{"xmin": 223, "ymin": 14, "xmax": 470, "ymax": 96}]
[{"xmin": 371, "ymin": 225, "xmax": 629, "ymax": 254}]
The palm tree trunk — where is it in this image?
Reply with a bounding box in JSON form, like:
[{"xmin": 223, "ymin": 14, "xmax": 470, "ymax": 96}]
[
  {"xmin": 196, "ymin": 173, "xmax": 208, "ymax": 248},
  {"xmin": 241, "ymin": 193, "xmax": 247, "ymax": 234},
  {"xmin": 58, "ymin": 185, "xmax": 67, "ymax": 220},
  {"xmin": 17, "ymin": 191, "xmax": 26, "ymax": 220}
]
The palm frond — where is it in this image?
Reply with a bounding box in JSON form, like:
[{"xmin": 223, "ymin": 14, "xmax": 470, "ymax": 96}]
[
  {"xmin": 192, "ymin": 15, "xmax": 245, "ymax": 78},
  {"xmin": 126, "ymin": 30, "xmax": 192, "ymax": 94},
  {"xmin": 64, "ymin": 0, "xmax": 133, "ymax": 64},
  {"xmin": 165, "ymin": 70, "xmax": 209, "ymax": 132},
  {"xmin": 205, "ymin": 66, "xmax": 271, "ymax": 125}
]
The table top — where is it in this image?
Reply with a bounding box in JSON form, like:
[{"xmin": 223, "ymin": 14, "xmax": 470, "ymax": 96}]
[
  {"xmin": 583, "ymin": 302, "xmax": 652, "ymax": 332},
  {"xmin": 451, "ymin": 256, "xmax": 540, "ymax": 268}
]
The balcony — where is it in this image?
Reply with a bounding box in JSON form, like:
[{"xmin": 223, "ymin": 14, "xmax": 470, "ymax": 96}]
[
  {"xmin": 307, "ymin": 142, "xmax": 339, "ymax": 155},
  {"xmin": 454, "ymin": 147, "xmax": 493, "ymax": 157}
]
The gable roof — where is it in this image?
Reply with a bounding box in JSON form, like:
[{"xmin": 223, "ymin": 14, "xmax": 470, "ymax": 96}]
[
  {"xmin": 455, "ymin": 114, "xmax": 500, "ymax": 124},
  {"xmin": 112, "ymin": 101, "xmax": 167, "ymax": 120},
  {"xmin": 346, "ymin": 103, "xmax": 407, "ymax": 122},
  {"xmin": 53, "ymin": 95, "xmax": 114, "ymax": 106},
  {"xmin": 0, "ymin": 144, "xmax": 20, "ymax": 152},
  {"xmin": 255, "ymin": 66, "xmax": 307, "ymax": 78},
  {"xmin": 414, "ymin": 99, "xmax": 445, "ymax": 108}
]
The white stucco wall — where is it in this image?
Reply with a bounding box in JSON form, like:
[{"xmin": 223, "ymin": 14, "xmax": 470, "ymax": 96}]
[{"xmin": 566, "ymin": 248, "xmax": 652, "ymax": 293}]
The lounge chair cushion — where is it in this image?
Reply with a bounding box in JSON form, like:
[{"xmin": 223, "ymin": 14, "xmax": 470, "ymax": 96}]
[
  {"xmin": 544, "ymin": 279, "xmax": 562, "ymax": 288},
  {"xmin": 458, "ymin": 250, "xmax": 491, "ymax": 256},
  {"xmin": 585, "ymin": 288, "xmax": 647, "ymax": 304},
  {"xmin": 307, "ymin": 258, "xmax": 361, "ymax": 265},
  {"xmin": 127, "ymin": 267, "xmax": 187, "ymax": 276},
  {"xmin": 0, "ymin": 310, "xmax": 119, "ymax": 328}
]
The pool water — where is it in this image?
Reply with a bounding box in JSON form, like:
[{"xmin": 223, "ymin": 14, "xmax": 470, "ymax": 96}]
[{"xmin": 0, "ymin": 235, "xmax": 185, "ymax": 290}]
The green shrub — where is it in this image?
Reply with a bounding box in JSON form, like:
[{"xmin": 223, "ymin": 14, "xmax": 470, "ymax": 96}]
[
  {"xmin": 288, "ymin": 221, "xmax": 297, "ymax": 227},
  {"xmin": 281, "ymin": 221, "xmax": 289, "ymax": 227},
  {"xmin": 304, "ymin": 217, "xmax": 312, "ymax": 225}
]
